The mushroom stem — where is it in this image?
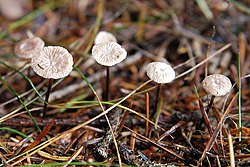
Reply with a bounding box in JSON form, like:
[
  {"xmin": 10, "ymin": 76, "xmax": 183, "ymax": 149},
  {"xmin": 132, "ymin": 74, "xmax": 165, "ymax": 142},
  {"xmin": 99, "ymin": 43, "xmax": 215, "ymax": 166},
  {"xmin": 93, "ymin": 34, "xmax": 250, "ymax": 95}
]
[
  {"xmin": 197, "ymin": 95, "xmax": 215, "ymax": 129},
  {"xmin": 206, "ymin": 95, "xmax": 215, "ymax": 114},
  {"xmin": 26, "ymin": 31, "xmax": 34, "ymax": 38},
  {"xmin": 25, "ymin": 66, "xmax": 32, "ymax": 91},
  {"xmin": 151, "ymin": 83, "xmax": 162, "ymax": 118},
  {"xmin": 104, "ymin": 66, "xmax": 110, "ymax": 103},
  {"xmin": 43, "ymin": 78, "xmax": 53, "ymax": 118}
]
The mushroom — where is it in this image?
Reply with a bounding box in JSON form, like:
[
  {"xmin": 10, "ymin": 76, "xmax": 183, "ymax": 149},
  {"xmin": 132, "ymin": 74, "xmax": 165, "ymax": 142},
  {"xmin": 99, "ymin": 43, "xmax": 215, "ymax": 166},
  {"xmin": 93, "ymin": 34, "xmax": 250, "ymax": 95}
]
[
  {"xmin": 146, "ymin": 62, "xmax": 175, "ymax": 118},
  {"xmin": 31, "ymin": 46, "xmax": 73, "ymax": 117},
  {"xmin": 0, "ymin": 0, "xmax": 25, "ymax": 20},
  {"xmin": 14, "ymin": 37, "xmax": 45, "ymax": 59},
  {"xmin": 14, "ymin": 35, "xmax": 45, "ymax": 90},
  {"xmin": 202, "ymin": 74, "xmax": 232, "ymax": 114},
  {"xmin": 94, "ymin": 31, "xmax": 117, "ymax": 45},
  {"xmin": 92, "ymin": 42, "xmax": 127, "ymax": 103}
]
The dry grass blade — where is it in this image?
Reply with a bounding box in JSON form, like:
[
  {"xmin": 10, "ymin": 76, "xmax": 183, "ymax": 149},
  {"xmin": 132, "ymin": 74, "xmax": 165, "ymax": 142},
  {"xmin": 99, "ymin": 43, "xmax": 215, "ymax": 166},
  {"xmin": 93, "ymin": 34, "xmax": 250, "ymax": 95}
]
[
  {"xmin": 9, "ymin": 80, "xmax": 152, "ymax": 166},
  {"xmin": 63, "ymin": 146, "xmax": 84, "ymax": 167},
  {"xmin": 75, "ymin": 67, "xmax": 122, "ymax": 166},
  {"xmin": 37, "ymin": 150, "xmax": 72, "ymax": 161},
  {"xmin": 197, "ymin": 98, "xmax": 213, "ymax": 135},
  {"xmin": 124, "ymin": 126, "xmax": 185, "ymax": 161},
  {"xmin": 157, "ymin": 121, "xmax": 185, "ymax": 142},
  {"xmin": 21, "ymin": 121, "xmax": 54, "ymax": 153},
  {"xmin": 145, "ymin": 92, "xmax": 150, "ymax": 137},
  {"xmin": 175, "ymin": 43, "xmax": 231, "ymax": 79},
  {"xmin": 228, "ymin": 132, "xmax": 235, "ymax": 167},
  {"xmin": 197, "ymin": 98, "xmax": 219, "ymax": 152},
  {"xmin": 198, "ymin": 93, "xmax": 238, "ymax": 166},
  {"xmin": 1, "ymin": 1, "xmax": 249, "ymax": 166}
]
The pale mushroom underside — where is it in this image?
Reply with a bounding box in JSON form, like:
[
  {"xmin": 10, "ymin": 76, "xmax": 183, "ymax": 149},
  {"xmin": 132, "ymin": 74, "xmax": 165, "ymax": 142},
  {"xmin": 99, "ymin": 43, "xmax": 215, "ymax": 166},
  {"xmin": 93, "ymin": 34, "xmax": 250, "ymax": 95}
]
[
  {"xmin": 14, "ymin": 37, "xmax": 45, "ymax": 59},
  {"xmin": 31, "ymin": 46, "xmax": 73, "ymax": 79},
  {"xmin": 147, "ymin": 62, "xmax": 175, "ymax": 84},
  {"xmin": 92, "ymin": 42, "xmax": 127, "ymax": 66}
]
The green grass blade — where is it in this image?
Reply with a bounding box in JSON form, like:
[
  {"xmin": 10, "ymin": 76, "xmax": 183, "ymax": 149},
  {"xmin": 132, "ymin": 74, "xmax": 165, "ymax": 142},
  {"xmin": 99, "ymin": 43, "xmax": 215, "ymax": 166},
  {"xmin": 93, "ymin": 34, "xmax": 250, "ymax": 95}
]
[
  {"xmin": 193, "ymin": 85, "xmax": 200, "ymax": 98},
  {"xmin": 0, "ymin": 0, "xmax": 64, "ymax": 39},
  {"xmin": 229, "ymin": 0, "xmax": 250, "ymax": 14},
  {"xmin": 0, "ymin": 127, "xmax": 33, "ymax": 142},
  {"xmin": 0, "ymin": 136, "xmax": 55, "ymax": 166},
  {"xmin": 195, "ymin": 0, "xmax": 213, "ymax": 20},
  {"xmin": 0, "ymin": 75, "xmax": 41, "ymax": 132},
  {"xmin": 0, "ymin": 61, "xmax": 45, "ymax": 103},
  {"xmin": 59, "ymin": 93, "xmax": 89, "ymax": 113},
  {"xmin": 73, "ymin": 66, "xmax": 97, "ymax": 93}
]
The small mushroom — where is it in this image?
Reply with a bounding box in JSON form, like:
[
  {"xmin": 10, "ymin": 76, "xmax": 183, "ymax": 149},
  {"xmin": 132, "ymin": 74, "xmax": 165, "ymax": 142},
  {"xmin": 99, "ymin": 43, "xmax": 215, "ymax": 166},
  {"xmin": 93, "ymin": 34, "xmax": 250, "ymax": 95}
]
[
  {"xmin": 14, "ymin": 35, "xmax": 45, "ymax": 90},
  {"xmin": 92, "ymin": 42, "xmax": 127, "ymax": 66},
  {"xmin": 202, "ymin": 74, "xmax": 232, "ymax": 114},
  {"xmin": 14, "ymin": 37, "xmax": 45, "ymax": 59},
  {"xmin": 94, "ymin": 31, "xmax": 117, "ymax": 45},
  {"xmin": 92, "ymin": 42, "xmax": 127, "ymax": 103},
  {"xmin": 31, "ymin": 46, "xmax": 74, "ymax": 117},
  {"xmin": 146, "ymin": 62, "xmax": 175, "ymax": 118},
  {"xmin": 0, "ymin": 0, "xmax": 25, "ymax": 20}
]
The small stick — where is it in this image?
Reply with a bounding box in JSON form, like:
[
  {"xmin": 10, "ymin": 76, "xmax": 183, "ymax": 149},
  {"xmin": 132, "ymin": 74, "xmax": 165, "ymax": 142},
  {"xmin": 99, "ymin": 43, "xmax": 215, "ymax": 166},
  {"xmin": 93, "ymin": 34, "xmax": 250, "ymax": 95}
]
[
  {"xmin": 118, "ymin": 110, "xmax": 129, "ymax": 134},
  {"xmin": 157, "ymin": 121, "xmax": 184, "ymax": 142},
  {"xmin": 228, "ymin": 132, "xmax": 235, "ymax": 167},
  {"xmin": 43, "ymin": 78, "xmax": 53, "ymax": 118},
  {"xmin": 198, "ymin": 93, "xmax": 238, "ymax": 166},
  {"xmin": 212, "ymin": 106, "xmax": 228, "ymax": 136},
  {"xmin": 197, "ymin": 95, "xmax": 215, "ymax": 130},
  {"xmin": 130, "ymin": 126, "xmax": 137, "ymax": 150},
  {"xmin": 145, "ymin": 92, "xmax": 149, "ymax": 137},
  {"xmin": 198, "ymin": 98, "xmax": 219, "ymax": 152}
]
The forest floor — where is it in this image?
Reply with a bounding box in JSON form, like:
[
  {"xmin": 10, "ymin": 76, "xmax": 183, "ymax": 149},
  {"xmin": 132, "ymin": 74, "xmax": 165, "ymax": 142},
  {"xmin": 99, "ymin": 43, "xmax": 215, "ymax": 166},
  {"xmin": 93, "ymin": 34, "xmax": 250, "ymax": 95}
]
[{"xmin": 0, "ymin": 0, "xmax": 250, "ymax": 166}]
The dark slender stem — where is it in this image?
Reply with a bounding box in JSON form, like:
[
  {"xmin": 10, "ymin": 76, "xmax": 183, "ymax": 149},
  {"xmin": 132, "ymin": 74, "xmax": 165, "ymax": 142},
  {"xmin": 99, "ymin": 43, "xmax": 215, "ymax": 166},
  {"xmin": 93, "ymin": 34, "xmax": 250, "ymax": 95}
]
[
  {"xmin": 27, "ymin": 66, "xmax": 31, "ymax": 78},
  {"xmin": 104, "ymin": 66, "xmax": 110, "ymax": 103},
  {"xmin": 151, "ymin": 83, "xmax": 162, "ymax": 118},
  {"xmin": 43, "ymin": 78, "xmax": 53, "ymax": 118},
  {"xmin": 206, "ymin": 95, "xmax": 215, "ymax": 114},
  {"xmin": 196, "ymin": 95, "xmax": 215, "ymax": 130},
  {"xmin": 25, "ymin": 66, "xmax": 32, "ymax": 91}
]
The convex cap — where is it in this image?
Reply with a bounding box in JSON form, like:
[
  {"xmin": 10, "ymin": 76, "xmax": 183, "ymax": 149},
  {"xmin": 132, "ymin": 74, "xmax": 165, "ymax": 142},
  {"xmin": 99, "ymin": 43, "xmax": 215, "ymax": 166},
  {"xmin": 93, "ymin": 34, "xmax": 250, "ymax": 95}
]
[
  {"xmin": 147, "ymin": 62, "xmax": 175, "ymax": 84},
  {"xmin": 94, "ymin": 31, "xmax": 117, "ymax": 44},
  {"xmin": 202, "ymin": 74, "xmax": 232, "ymax": 96},
  {"xmin": 14, "ymin": 37, "xmax": 45, "ymax": 59},
  {"xmin": 92, "ymin": 42, "xmax": 127, "ymax": 66},
  {"xmin": 31, "ymin": 46, "xmax": 73, "ymax": 79}
]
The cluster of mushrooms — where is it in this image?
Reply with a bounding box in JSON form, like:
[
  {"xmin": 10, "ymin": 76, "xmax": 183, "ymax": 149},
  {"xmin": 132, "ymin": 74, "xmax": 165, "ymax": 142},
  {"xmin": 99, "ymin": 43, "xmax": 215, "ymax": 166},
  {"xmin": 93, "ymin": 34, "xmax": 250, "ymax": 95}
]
[
  {"xmin": 14, "ymin": 31, "xmax": 232, "ymax": 122},
  {"xmin": 14, "ymin": 32, "xmax": 73, "ymax": 117}
]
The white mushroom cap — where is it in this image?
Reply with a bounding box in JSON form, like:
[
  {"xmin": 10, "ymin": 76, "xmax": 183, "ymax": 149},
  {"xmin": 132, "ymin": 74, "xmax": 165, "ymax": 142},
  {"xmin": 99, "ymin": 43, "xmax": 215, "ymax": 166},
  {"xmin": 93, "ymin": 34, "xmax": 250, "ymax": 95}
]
[
  {"xmin": 92, "ymin": 42, "xmax": 127, "ymax": 66},
  {"xmin": 14, "ymin": 37, "xmax": 45, "ymax": 59},
  {"xmin": 94, "ymin": 31, "xmax": 117, "ymax": 44},
  {"xmin": 202, "ymin": 74, "xmax": 232, "ymax": 96},
  {"xmin": 0, "ymin": 0, "xmax": 25, "ymax": 20},
  {"xmin": 146, "ymin": 62, "xmax": 175, "ymax": 84},
  {"xmin": 31, "ymin": 46, "xmax": 73, "ymax": 79}
]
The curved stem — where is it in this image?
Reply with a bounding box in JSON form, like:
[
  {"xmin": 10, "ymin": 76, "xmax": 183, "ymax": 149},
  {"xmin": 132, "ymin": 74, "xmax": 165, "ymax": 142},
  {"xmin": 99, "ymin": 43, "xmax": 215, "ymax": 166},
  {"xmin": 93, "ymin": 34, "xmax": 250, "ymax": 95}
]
[
  {"xmin": 151, "ymin": 83, "xmax": 162, "ymax": 118},
  {"xmin": 43, "ymin": 78, "xmax": 53, "ymax": 118},
  {"xmin": 197, "ymin": 95, "xmax": 215, "ymax": 129},
  {"xmin": 206, "ymin": 95, "xmax": 215, "ymax": 114}
]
